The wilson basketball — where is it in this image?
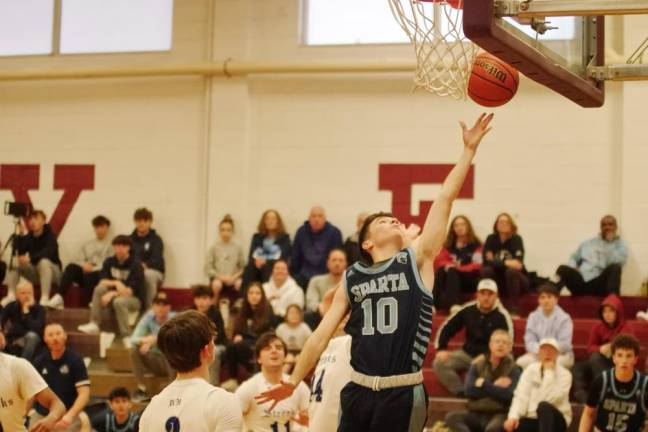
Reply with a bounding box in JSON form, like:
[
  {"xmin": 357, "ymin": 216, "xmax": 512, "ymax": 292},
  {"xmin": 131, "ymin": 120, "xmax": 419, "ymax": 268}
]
[{"xmin": 468, "ymin": 53, "xmax": 519, "ymax": 107}]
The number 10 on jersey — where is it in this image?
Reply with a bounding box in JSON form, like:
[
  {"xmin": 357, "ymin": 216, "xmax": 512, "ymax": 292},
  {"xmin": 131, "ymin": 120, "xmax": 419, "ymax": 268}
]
[{"xmin": 361, "ymin": 297, "xmax": 398, "ymax": 335}]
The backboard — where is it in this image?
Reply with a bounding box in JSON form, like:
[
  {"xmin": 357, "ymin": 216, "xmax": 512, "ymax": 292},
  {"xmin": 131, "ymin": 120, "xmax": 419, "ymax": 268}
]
[{"xmin": 464, "ymin": 0, "xmax": 605, "ymax": 107}]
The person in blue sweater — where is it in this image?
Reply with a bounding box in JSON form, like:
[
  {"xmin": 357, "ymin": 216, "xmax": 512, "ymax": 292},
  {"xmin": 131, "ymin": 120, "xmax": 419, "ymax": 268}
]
[
  {"xmin": 445, "ymin": 329, "xmax": 521, "ymax": 432},
  {"xmin": 291, "ymin": 206, "xmax": 343, "ymax": 289},
  {"xmin": 555, "ymin": 215, "xmax": 627, "ymax": 296},
  {"xmin": 516, "ymin": 283, "xmax": 574, "ymax": 369}
]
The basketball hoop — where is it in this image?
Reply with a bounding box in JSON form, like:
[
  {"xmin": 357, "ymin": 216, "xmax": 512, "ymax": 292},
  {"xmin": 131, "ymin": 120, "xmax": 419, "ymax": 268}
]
[{"xmin": 389, "ymin": 0, "xmax": 479, "ymax": 100}]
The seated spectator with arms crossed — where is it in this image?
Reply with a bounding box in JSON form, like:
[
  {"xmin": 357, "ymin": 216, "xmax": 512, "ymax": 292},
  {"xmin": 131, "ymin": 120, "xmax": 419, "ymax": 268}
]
[
  {"xmin": 445, "ymin": 329, "xmax": 521, "ymax": 432},
  {"xmin": 0, "ymin": 279, "xmax": 45, "ymax": 362}
]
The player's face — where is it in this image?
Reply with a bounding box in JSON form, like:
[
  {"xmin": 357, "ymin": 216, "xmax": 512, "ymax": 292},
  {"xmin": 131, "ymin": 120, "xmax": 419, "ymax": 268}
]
[
  {"xmin": 219, "ymin": 222, "xmax": 234, "ymax": 242},
  {"xmin": 327, "ymin": 250, "xmax": 347, "ymax": 275},
  {"xmin": 247, "ymin": 285, "xmax": 263, "ymax": 306},
  {"xmin": 602, "ymin": 305, "xmax": 617, "ymax": 326},
  {"xmin": 44, "ymin": 324, "xmax": 67, "ymax": 352},
  {"xmin": 476, "ymin": 289, "xmax": 497, "ymax": 311},
  {"xmin": 612, "ymin": 348, "xmax": 638, "ymax": 371},
  {"xmin": 93, "ymin": 224, "xmax": 109, "ymax": 240},
  {"xmin": 365, "ymin": 217, "xmax": 405, "ymax": 252},
  {"xmin": 496, "ymin": 215, "xmax": 512, "ymax": 235},
  {"xmin": 29, "ymin": 214, "xmax": 46, "ymax": 232},
  {"xmin": 538, "ymin": 293, "xmax": 557, "ymax": 314},
  {"xmin": 452, "ymin": 217, "xmax": 468, "ymax": 237},
  {"xmin": 271, "ymin": 262, "xmax": 289, "ymax": 285},
  {"xmin": 134, "ymin": 218, "xmax": 152, "ymax": 235},
  {"xmin": 489, "ymin": 333, "xmax": 511, "ymax": 358},
  {"xmin": 109, "ymin": 397, "xmax": 132, "ymax": 417},
  {"xmin": 258, "ymin": 339, "xmax": 286, "ymax": 368},
  {"xmin": 193, "ymin": 295, "xmax": 211, "ymax": 313}
]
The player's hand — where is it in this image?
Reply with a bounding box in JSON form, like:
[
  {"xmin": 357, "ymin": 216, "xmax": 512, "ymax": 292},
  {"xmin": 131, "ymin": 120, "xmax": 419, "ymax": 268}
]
[
  {"xmin": 29, "ymin": 414, "xmax": 58, "ymax": 432},
  {"xmin": 460, "ymin": 113, "xmax": 494, "ymax": 152},
  {"xmin": 254, "ymin": 381, "xmax": 296, "ymax": 411},
  {"xmin": 504, "ymin": 418, "xmax": 519, "ymax": 431},
  {"xmin": 294, "ymin": 410, "xmax": 309, "ymax": 426},
  {"xmin": 53, "ymin": 414, "xmax": 73, "ymax": 430},
  {"xmin": 435, "ymin": 350, "xmax": 450, "ymax": 363}
]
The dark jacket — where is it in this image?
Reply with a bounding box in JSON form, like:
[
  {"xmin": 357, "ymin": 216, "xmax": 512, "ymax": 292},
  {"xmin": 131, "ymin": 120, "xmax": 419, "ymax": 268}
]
[
  {"xmin": 587, "ymin": 294, "xmax": 634, "ymax": 354},
  {"xmin": 14, "ymin": 224, "xmax": 61, "ymax": 267},
  {"xmin": 465, "ymin": 354, "xmax": 520, "ymax": 413},
  {"xmin": 99, "ymin": 255, "xmax": 146, "ymax": 307},
  {"xmin": 193, "ymin": 305, "xmax": 228, "ymax": 346},
  {"xmin": 291, "ymin": 221, "xmax": 343, "ymax": 280},
  {"xmin": 483, "ymin": 234, "xmax": 525, "ymax": 270},
  {"xmin": 130, "ymin": 229, "xmax": 165, "ymax": 274},
  {"xmin": 0, "ymin": 301, "xmax": 46, "ymax": 343},
  {"xmin": 435, "ymin": 301, "xmax": 513, "ymax": 357}
]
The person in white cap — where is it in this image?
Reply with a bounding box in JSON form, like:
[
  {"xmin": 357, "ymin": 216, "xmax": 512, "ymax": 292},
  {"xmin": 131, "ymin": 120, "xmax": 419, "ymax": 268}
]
[
  {"xmin": 504, "ymin": 337, "xmax": 572, "ymax": 432},
  {"xmin": 434, "ymin": 278, "xmax": 513, "ymax": 396}
]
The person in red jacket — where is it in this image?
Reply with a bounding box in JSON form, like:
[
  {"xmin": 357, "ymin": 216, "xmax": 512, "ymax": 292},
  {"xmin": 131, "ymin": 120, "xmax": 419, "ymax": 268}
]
[
  {"xmin": 433, "ymin": 215, "xmax": 483, "ymax": 311},
  {"xmin": 572, "ymin": 294, "xmax": 634, "ymax": 402}
]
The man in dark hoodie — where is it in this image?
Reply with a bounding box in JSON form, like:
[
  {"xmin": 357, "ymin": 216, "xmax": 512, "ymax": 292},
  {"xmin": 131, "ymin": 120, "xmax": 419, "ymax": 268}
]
[
  {"xmin": 572, "ymin": 294, "xmax": 634, "ymax": 402},
  {"xmin": 445, "ymin": 329, "xmax": 521, "ymax": 432},
  {"xmin": 291, "ymin": 206, "xmax": 343, "ymax": 289},
  {"xmin": 130, "ymin": 207, "xmax": 165, "ymax": 308},
  {"xmin": 2, "ymin": 210, "xmax": 62, "ymax": 307}
]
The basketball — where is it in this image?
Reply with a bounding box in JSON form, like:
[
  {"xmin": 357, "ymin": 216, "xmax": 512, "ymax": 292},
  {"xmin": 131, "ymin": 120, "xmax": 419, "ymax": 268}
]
[{"xmin": 468, "ymin": 53, "xmax": 519, "ymax": 107}]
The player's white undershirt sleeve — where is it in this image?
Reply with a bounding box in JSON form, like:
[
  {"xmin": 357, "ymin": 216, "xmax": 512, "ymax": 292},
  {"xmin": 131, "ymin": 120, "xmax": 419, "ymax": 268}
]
[{"xmin": 206, "ymin": 389, "xmax": 243, "ymax": 432}]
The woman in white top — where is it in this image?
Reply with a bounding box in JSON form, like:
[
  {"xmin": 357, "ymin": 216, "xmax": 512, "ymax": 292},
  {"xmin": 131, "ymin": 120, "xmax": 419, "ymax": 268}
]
[{"xmin": 263, "ymin": 260, "xmax": 304, "ymax": 318}]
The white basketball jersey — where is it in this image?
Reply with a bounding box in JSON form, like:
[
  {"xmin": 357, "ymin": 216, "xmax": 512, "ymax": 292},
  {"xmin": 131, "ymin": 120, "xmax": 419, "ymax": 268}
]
[
  {"xmin": 235, "ymin": 372, "xmax": 310, "ymax": 432},
  {"xmin": 0, "ymin": 353, "xmax": 48, "ymax": 432},
  {"xmin": 139, "ymin": 377, "xmax": 242, "ymax": 432},
  {"xmin": 308, "ymin": 335, "xmax": 352, "ymax": 432}
]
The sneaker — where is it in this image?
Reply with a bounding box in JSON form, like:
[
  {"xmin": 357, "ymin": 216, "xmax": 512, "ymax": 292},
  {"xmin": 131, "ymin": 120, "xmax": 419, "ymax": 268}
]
[
  {"xmin": 46, "ymin": 294, "xmax": 64, "ymax": 310},
  {"xmin": 99, "ymin": 332, "xmax": 116, "ymax": 358},
  {"xmin": 637, "ymin": 310, "xmax": 648, "ymax": 321},
  {"xmin": 78, "ymin": 322, "xmax": 100, "ymax": 335},
  {"xmin": 1, "ymin": 294, "xmax": 15, "ymax": 307},
  {"xmin": 122, "ymin": 336, "xmax": 132, "ymax": 349},
  {"xmin": 132, "ymin": 388, "xmax": 151, "ymax": 403}
]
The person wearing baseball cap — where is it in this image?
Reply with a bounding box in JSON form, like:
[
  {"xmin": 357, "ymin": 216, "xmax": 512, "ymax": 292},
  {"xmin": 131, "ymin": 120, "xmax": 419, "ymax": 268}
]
[
  {"xmin": 130, "ymin": 291, "xmax": 177, "ymax": 402},
  {"xmin": 504, "ymin": 337, "xmax": 572, "ymax": 432},
  {"xmin": 434, "ymin": 278, "xmax": 514, "ymax": 397}
]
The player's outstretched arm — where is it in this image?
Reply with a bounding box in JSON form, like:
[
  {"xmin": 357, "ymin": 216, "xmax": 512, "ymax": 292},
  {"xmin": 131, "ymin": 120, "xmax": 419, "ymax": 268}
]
[
  {"xmin": 29, "ymin": 387, "xmax": 66, "ymax": 432},
  {"xmin": 415, "ymin": 113, "xmax": 494, "ymax": 281},
  {"xmin": 255, "ymin": 283, "xmax": 349, "ymax": 410},
  {"xmin": 577, "ymin": 405, "xmax": 595, "ymax": 432}
]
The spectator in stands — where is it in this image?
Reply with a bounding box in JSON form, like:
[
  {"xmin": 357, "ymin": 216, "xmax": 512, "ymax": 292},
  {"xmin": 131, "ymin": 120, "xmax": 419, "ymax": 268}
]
[
  {"xmin": 130, "ymin": 292, "xmax": 176, "ymax": 402},
  {"xmin": 54, "ymin": 215, "xmax": 112, "ymax": 309},
  {"xmin": 130, "ymin": 207, "xmax": 165, "ymax": 308},
  {"xmin": 304, "ymin": 248, "xmax": 347, "ymax": 328},
  {"xmin": 205, "ymin": 214, "xmax": 245, "ymax": 303},
  {"xmin": 32, "ymin": 323, "xmax": 91, "ymax": 431},
  {"xmin": 445, "ymin": 329, "xmax": 520, "ymax": 432},
  {"xmin": 242, "ymin": 209, "xmax": 292, "ymax": 289},
  {"xmin": 0, "ymin": 279, "xmax": 45, "ymax": 361},
  {"xmin": 342, "ymin": 212, "xmax": 368, "ymax": 266},
  {"xmin": 263, "ymin": 259, "xmax": 304, "ymax": 319},
  {"xmin": 434, "ymin": 215, "xmax": 483, "ymax": 312},
  {"xmin": 2, "ymin": 210, "xmax": 61, "ymax": 308},
  {"xmin": 556, "ymin": 215, "xmax": 627, "ymax": 296},
  {"xmin": 291, "ymin": 206, "xmax": 343, "ymax": 288},
  {"xmin": 572, "ymin": 294, "xmax": 635, "ymax": 402},
  {"xmin": 78, "ymin": 235, "xmax": 145, "ymax": 346},
  {"xmin": 223, "ymin": 282, "xmax": 275, "ymax": 387},
  {"xmin": 516, "ymin": 283, "xmax": 574, "ymax": 369},
  {"xmin": 191, "ymin": 284, "xmax": 228, "ymax": 385},
  {"xmin": 481, "ymin": 213, "xmax": 529, "ymax": 314},
  {"xmin": 91, "ymin": 387, "xmax": 140, "ymax": 432},
  {"xmin": 503, "ymin": 338, "xmax": 572, "ymax": 432},
  {"xmin": 276, "ymin": 304, "xmax": 312, "ymax": 371},
  {"xmin": 433, "ymin": 279, "xmax": 513, "ymax": 397}
]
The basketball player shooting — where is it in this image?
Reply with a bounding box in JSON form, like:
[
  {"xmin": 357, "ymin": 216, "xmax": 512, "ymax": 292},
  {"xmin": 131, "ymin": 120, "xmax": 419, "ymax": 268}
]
[{"xmin": 256, "ymin": 113, "xmax": 494, "ymax": 431}]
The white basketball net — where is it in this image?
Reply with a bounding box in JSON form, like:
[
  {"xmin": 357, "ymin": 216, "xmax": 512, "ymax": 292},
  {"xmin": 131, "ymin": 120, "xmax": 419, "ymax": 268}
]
[{"xmin": 389, "ymin": 0, "xmax": 479, "ymax": 99}]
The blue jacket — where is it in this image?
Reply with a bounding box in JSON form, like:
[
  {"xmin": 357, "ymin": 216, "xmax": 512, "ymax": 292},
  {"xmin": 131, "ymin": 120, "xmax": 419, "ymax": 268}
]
[
  {"xmin": 524, "ymin": 304, "xmax": 573, "ymax": 354},
  {"xmin": 291, "ymin": 221, "xmax": 343, "ymax": 280},
  {"xmin": 568, "ymin": 236, "xmax": 627, "ymax": 282}
]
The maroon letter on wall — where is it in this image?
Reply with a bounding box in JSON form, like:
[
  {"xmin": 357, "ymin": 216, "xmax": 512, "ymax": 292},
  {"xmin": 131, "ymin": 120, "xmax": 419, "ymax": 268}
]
[
  {"xmin": 51, "ymin": 165, "xmax": 95, "ymax": 235},
  {"xmin": 0, "ymin": 164, "xmax": 40, "ymax": 205},
  {"xmin": 379, "ymin": 164, "xmax": 474, "ymax": 227}
]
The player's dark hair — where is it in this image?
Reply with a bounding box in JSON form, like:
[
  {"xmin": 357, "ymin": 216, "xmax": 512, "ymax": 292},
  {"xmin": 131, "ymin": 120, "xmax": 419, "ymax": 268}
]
[
  {"xmin": 536, "ymin": 283, "xmax": 559, "ymax": 297},
  {"xmin": 92, "ymin": 215, "xmax": 111, "ymax": 227},
  {"xmin": 358, "ymin": 212, "xmax": 394, "ymax": 265},
  {"xmin": 108, "ymin": 387, "xmax": 131, "ymax": 401},
  {"xmin": 255, "ymin": 332, "xmax": 287, "ymax": 360},
  {"xmin": 158, "ymin": 310, "xmax": 216, "ymax": 372},
  {"xmin": 611, "ymin": 333, "xmax": 640, "ymax": 356},
  {"xmin": 133, "ymin": 207, "xmax": 153, "ymax": 221},
  {"xmin": 112, "ymin": 235, "xmax": 132, "ymax": 248},
  {"xmin": 191, "ymin": 284, "xmax": 213, "ymax": 299}
]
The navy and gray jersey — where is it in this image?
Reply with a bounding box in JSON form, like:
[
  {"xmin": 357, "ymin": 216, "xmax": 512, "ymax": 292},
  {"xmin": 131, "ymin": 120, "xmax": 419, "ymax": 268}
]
[
  {"xmin": 592, "ymin": 369, "xmax": 648, "ymax": 432},
  {"xmin": 343, "ymin": 247, "xmax": 433, "ymax": 376}
]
